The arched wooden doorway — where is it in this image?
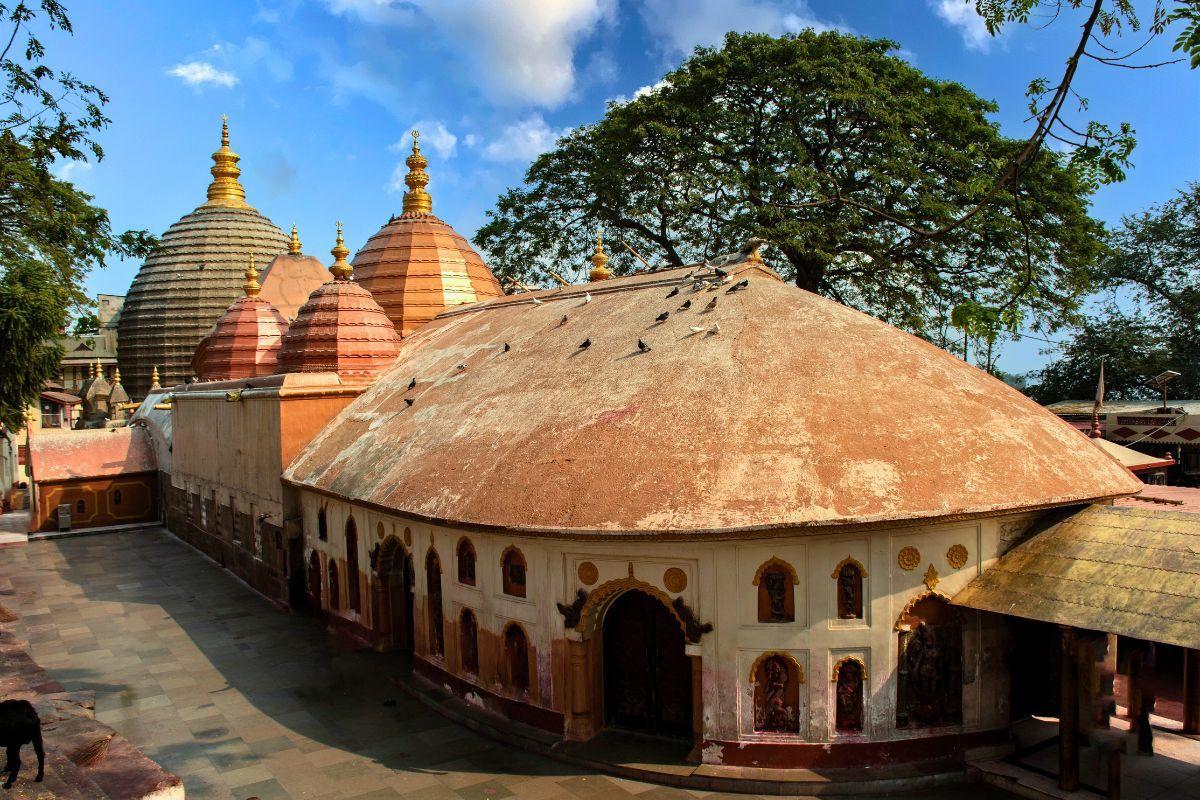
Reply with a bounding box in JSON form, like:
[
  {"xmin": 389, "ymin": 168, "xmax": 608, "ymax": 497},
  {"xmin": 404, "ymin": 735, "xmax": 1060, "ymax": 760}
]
[
  {"xmin": 602, "ymin": 589, "xmax": 693, "ymax": 738},
  {"xmin": 375, "ymin": 537, "xmax": 414, "ymax": 651}
]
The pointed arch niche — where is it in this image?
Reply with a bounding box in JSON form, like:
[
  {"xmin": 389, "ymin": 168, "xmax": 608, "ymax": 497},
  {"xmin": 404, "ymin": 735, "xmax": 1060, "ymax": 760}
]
[
  {"xmin": 753, "ymin": 557, "xmax": 798, "ymax": 623},
  {"xmin": 749, "ymin": 652, "xmax": 804, "ymax": 734},
  {"xmin": 831, "ymin": 556, "xmax": 867, "ymax": 620}
]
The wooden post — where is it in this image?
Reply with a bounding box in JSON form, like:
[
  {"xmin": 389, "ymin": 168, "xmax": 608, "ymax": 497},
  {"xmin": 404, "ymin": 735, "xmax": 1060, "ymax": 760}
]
[
  {"xmin": 1128, "ymin": 645, "xmax": 1144, "ymax": 729},
  {"xmin": 1184, "ymin": 648, "xmax": 1200, "ymax": 735},
  {"xmin": 1107, "ymin": 748, "xmax": 1121, "ymax": 800},
  {"xmin": 1098, "ymin": 633, "xmax": 1118, "ymax": 728},
  {"xmin": 1060, "ymin": 626, "xmax": 1081, "ymax": 792}
]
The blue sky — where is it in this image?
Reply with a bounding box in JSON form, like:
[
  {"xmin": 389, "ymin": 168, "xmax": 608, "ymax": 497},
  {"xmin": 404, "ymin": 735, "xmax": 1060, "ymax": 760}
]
[{"xmin": 50, "ymin": 0, "xmax": 1200, "ymax": 374}]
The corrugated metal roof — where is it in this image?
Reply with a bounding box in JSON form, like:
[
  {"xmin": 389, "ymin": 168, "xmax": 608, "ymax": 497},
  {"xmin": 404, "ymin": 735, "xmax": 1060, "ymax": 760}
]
[{"xmin": 953, "ymin": 504, "xmax": 1200, "ymax": 649}]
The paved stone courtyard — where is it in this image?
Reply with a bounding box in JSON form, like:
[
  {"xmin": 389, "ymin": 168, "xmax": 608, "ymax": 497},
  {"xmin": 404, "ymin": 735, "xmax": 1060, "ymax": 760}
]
[{"xmin": 0, "ymin": 529, "xmax": 1007, "ymax": 800}]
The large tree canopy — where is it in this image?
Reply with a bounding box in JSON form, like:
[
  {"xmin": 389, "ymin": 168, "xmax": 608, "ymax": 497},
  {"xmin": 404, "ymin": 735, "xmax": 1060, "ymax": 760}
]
[
  {"xmin": 475, "ymin": 31, "xmax": 1102, "ymax": 342},
  {"xmin": 0, "ymin": 1, "xmax": 152, "ymax": 429},
  {"xmin": 1027, "ymin": 182, "xmax": 1200, "ymax": 402}
]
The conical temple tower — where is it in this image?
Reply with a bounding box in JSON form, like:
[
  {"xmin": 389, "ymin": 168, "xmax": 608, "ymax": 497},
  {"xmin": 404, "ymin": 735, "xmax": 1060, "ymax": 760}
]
[{"xmin": 117, "ymin": 117, "xmax": 288, "ymax": 398}]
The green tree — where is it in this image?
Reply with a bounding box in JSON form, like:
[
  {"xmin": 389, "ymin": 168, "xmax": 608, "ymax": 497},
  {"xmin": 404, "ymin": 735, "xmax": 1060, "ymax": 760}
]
[
  {"xmin": 0, "ymin": 1, "xmax": 153, "ymax": 429},
  {"xmin": 1027, "ymin": 183, "xmax": 1200, "ymax": 402},
  {"xmin": 476, "ymin": 31, "xmax": 1102, "ymax": 342}
]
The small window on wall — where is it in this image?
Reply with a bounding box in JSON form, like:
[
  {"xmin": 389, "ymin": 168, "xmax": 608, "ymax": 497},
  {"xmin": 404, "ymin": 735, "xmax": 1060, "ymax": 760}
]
[
  {"xmin": 460, "ymin": 609, "xmax": 479, "ymax": 675},
  {"xmin": 501, "ymin": 547, "xmax": 527, "ymax": 598},
  {"xmin": 834, "ymin": 558, "xmax": 865, "ymax": 620},
  {"xmin": 753, "ymin": 558, "xmax": 796, "ymax": 623},
  {"xmin": 317, "ymin": 506, "xmax": 328, "ymax": 541},
  {"xmin": 457, "ymin": 538, "xmax": 476, "ymax": 586},
  {"xmin": 75, "ymin": 499, "xmax": 85, "ymax": 514},
  {"xmin": 503, "ymin": 623, "xmax": 531, "ymax": 693},
  {"xmin": 113, "ymin": 489, "xmax": 122, "ymax": 506},
  {"xmin": 327, "ymin": 561, "xmax": 340, "ymax": 611}
]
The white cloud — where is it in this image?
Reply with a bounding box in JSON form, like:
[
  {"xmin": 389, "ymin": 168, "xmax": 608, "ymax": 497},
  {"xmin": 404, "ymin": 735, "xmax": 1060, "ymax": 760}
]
[
  {"xmin": 53, "ymin": 160, "xmax": 93, "ymax": 183},
  {"xmin": 931, "ymin": 0, "xmax": 993, "ymax": 51},
  {"xmin": 481, "ymin": 115, "xmax": 569, "ymax": 162},
  {"xmin": 168, "ymin": 61, "xmax": 239, "ymax": 88},
  {"xmin": 321, "ymin": 0, "xmax": 614, "ymax": 108},
  {"xmin": 609, "ymin": 78, "xmax": 671, "ymax": 106},
  {"xmin": 639, "ymin": 0, "xmax": 838, "ymax": 58}
]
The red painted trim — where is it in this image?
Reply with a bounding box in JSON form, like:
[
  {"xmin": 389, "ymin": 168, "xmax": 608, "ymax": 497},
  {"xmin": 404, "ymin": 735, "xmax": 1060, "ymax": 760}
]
[
  {"xmin": 704, "ymin": 728, "xmax": 1009, "ymax": 768},
  {"xmin": 412, "ymin": 656, "xmax": 565, "ymax": 736}
]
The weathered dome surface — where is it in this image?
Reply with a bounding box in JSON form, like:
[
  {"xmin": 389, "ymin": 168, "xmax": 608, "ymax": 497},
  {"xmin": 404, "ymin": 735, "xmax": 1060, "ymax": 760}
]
[
  {"xmin": 117, "ymin": 119, "xmax": 287, "ymax": 397},
  {"xmin": 192, "ymin": 298, "xmax": 289, "ymax": 381},
  {"xmin": 260, "ymin": 253, "xmax": 331, "ymax": 321},
  {"xmin": 285, "ymin": 261, "xmax": 1142, "ymax": 537},
  {"xmin": 276, "ymin": 228, "xmax": 401, "ymax": 381},
  {"xmin": 351, "ymin": 134, "xmax": 503, "ymax": 337}
]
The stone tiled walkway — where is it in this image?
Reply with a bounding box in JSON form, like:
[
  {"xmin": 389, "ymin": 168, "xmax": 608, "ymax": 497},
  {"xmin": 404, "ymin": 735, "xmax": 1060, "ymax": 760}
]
[{"xmin": 0, "ymin": 529, "xmax": 1005, "ymax": 800}]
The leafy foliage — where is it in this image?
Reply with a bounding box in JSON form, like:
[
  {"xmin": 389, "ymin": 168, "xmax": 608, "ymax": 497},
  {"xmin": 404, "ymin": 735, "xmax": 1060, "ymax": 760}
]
[
  {"xmin": 475, "ymin": 31, "xmax": 1102, "ymax": 345},
  {"xmin": 0, "ymin": 2, "xmax": 154, "ymax": 429},
  {"xmin": 1027, "ymin": 183, "xmax": 1200, "ymax": 402}
]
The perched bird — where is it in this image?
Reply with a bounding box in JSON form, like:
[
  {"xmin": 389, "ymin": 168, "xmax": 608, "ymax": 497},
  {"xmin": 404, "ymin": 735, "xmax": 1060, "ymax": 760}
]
[
  {"xmin": 705, "ymin": 237, "xmax": 768, "ymax": 269},
  {"xmin": 404, "ymin": 398, "xmax": 414, "ymax": 407},
  {"xmin": 407, "ymin": 377, "xmax": 416, "ymax": 390},
  {"xmin": 579, "ymin": 338, "xmax": 591, "ymax": 350},
  {"xmin": 678, "ymin": 299, "xmax": 692, "ymax": 311},
  {"xmin": 503, "ymin": 342, "xmax": 511, "ymax": 352},
  {"xmin": 637, "ymin": 338, "xmax": 651, "ymax": 353},
  {"xmin": 726, "ymin": 278, "xmax": 750, "ymax": 293},
  {"xmin": 532, "ymin": 296, "xmax": 544, "ymax": 305},
  {"xmin": 666, "ymin": 287, "xmax": 680, "ymax": 299},
  {"xmin": 560, "ymin": 314, "xmax": 569, "ymax": 326},
  {"xmin": 707, "ymin": 323, "xmax": 721, "ymax": 335},
  {"xmin": 655, "ymin": 311, "xmax": 670, "ymax": 323},
  {"xmin": 456, "ymin": 363, "xmax": 467, "ymax": 370},
  {"xmin": 689, "ymin": 325, "xmax": 706, "ymax": 334},
  {"xmin": 583, "ymin": 292, "xmax": 592, "ymax": 304},
  {"xmin": 705, "ymin": 296, "xmax": 718, "ymax": 311},
  {"xmin": 714, "ymin": 265, "xmax": 729, "ymax": 278}
]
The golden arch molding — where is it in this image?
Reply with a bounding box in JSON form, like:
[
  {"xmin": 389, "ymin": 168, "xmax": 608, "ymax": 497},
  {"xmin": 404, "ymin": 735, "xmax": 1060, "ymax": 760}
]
[
  {"xmin": 748, "ymin": 651, "xmax": 806, "ymax": 684},
  {"xmin": 752, "ymin": 556, "xmax": 800, "ymax": 586},
  {"xmin": 575, "ymin": 577, "xmax": 686, "ymax": 638},
  {"xmin": 830, "ymin": 555, "xmax": 868, "ymax": 580}
]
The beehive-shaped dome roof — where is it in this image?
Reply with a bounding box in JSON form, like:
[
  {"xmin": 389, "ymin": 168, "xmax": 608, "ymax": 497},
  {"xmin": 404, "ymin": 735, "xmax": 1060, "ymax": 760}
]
[
  {"xmin": 286, "ymin": 258, "xmax": 1142, "ymax": 536},
  {"xmin": 351, "ymin": 131, "xmax": 503, "ymax": 337},
  {"xmin": 276, "ymin": 225, "xmax": 401, "ymax": 381},
  {"xmin": 192, "ymin": 255, "xmax": 290, "ymax": 381},
  {"xmin": 259, "ymin": 225, "xmax": 333, "ymax": 322},
  {"xmin": 117, "ymin": 117, "xmax": 288, "ymax": 397}
]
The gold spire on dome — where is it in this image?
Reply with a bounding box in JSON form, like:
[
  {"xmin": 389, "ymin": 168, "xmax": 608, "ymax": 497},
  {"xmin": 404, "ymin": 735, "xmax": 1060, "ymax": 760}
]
[
  {"xmin": 94, "ymin": 359, "xmax": 102, "ymax": 379},
  {"xmin": 330, "ymin": 222, "xmax": 352, "ymax": 280},
  {"xmin": 288, "ymin": 224, "xmax": 302, "ymax": 255},
  {"xmin": 206, "ymin": 115, "xmax": 249, "ymax": 208},
  {"xmin": 244, "ymin": 253, "xmax": 262, "ymax": 297},
  {"xmin": 151, "ymin": 365, "xmax": 161, "ymax": 391},
  {"xmin": 113, "ymin": 366, "xmax": 122, "ymax": 385},
  {"xmin": 588, "ymin": 230, "xmax": 613, "ymax": 282},
  {"xmin": 401, "ymin": 130, "xmax": 432, "ymax": 215}
]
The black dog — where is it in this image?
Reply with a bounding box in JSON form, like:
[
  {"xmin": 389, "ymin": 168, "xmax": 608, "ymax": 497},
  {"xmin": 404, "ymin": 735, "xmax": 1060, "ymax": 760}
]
[{"xmin": 0, "ymin": 699, "xmax": 44, "ymax": 788}]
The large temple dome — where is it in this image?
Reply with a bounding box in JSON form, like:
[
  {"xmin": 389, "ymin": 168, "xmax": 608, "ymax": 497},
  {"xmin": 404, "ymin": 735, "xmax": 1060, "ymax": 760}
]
[
  {"xmin": 117, "ymin": 118, "xmax": 289, "ymax": 398},
  {"xmin": 351, "ymin": 131, "xmax": 503, "ymax": 337},
  {"xmin": 285, "ymin": 256, "xmax": 1141, "ymax": 535}
]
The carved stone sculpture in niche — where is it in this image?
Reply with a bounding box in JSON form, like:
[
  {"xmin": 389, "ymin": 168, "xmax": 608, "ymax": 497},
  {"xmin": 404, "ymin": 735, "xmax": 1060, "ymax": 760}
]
[
  {"xmin": 896, "ymin": 596, "xmax": 962, "ymax": 728},
  {"xmin": 835, "ymin": 659, "xmax": 865, "ymax": 732},
  {"xmin": 460, "ymin": 609, "xmax": 479, "ymax": 674},
  {"xmin": 754, "ymin": 558, "xmax": 797, "ymax": 623},
  {"xmin": 753, "ymin": 654, "xmax": 800, "ymax": 733},
  {"xmin": 837, "ymin": 563, "xmax": 863, "ymax": 619}
]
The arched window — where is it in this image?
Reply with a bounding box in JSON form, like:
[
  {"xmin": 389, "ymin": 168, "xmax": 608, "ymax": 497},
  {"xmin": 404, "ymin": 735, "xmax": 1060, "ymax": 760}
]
[
  {"xmin": 327, "ymin": 560, "xmax": 340, "ymax": 611},
  {"xmin": 459, "ymin": 609, "xmax": 479, "ymax": 675},
  {"xmin": 834, "ymin": 559, "xmax": 865, "ymax": 620},
  {"xmin": 317, "ymin": 506, "xmax": 328, "ymax": 541},
  {"xmin": 503, "ymin": 623, "xmax": 531, "ymax": 693},
  {"xmin": 896, "ymin": 594, "xmax": 962, "ymax": 728},
  {"xmin": 75, "ymin": 499, "xmax": 85, "ymax": 514},
  {"xmin": 751, "ymin": 653, "xmax": 802, "ymax": 733},
  {"xmin": 113, "ymin": 489, "xmax": 123, "ymax": 506},
  {"xmin": 501, "ymin": 547, "xmax": 527, "ymax": 598},
  {"xmin": 309, "ymin": 551, "xmax": 322, "ymax": 608},
  {"xmin": 456, "ymin": 538, "xmax": 476, "ymax": 586},
  {"xmin": 835, "ymin": 659, "xmax": 865, "ymax": 733},
  {"xmin": 753, "ymin": 558, "xmax": 796, "ymax": 623},
  {"xmin": 345, "ymin": 517, "xmax": 360, "ymax": 613},
  {"xmin": 426, "ymin": 550, "xmax": 444, "ymax": 657}
]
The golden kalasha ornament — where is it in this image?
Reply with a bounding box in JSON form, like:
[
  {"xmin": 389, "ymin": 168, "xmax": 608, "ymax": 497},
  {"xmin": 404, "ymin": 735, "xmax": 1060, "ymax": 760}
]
[
  {"xmin": 330, "ymin": 222, "xmax": 352, "ymax": 280},
  {"xmin": 589, "ymin": 230, "xmax": 613, "ymax": 282},
  {"xmin": 244, "ymin": 253, "xmax": 262, "ymax": 297},
  {"xmin": 206, "ymin": 115, "xmax": 249, "ymax": 208},
  {"xmin": 401, "ymin": 130, "xmax": 432, "ymax": 215},
  {"xmin": 288, "ymin": 224, "xmax": 303, "ymax": 255}
]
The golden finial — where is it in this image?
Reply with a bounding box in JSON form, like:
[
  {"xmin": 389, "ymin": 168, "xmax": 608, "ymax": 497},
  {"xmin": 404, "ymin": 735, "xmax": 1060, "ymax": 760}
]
[
  {"xmin": 588, "ymin": 229, "xmax": 612, "ymax": 282},
  {"xmin": 288, "ymin": 224, "xmax": 302, "ymax": 255},
  {"xmin": 244, "ymin": 253, "xmax": 262, "ymax": 297},
  {"xmin": 151, "ymin": 365, "xmax": 161, "ymax": 391},
  {"xmin": 113, "ymin": 366, "xmax": 122, "ymax": 385},
  {"xmin": 205, "ymin": 114, "xmax": 249, "ymax": 208},
  {"xmin": 401, "ymin": 129, "xmax": 432, "ymax": 215},
  {"xmin": 330, "ymin": 222, "xmax": 352, "ymax": 280},
  {"xmin": 94, "ymin": 358, "xmax": 102, "ymax": 380},
  {"xmin": 89, "ymin": 360, "xmax": 96, "ymax": 379}
]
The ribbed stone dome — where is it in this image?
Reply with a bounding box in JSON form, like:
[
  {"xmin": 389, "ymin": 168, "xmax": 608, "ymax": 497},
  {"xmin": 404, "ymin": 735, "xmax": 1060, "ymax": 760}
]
[
  {"xmin": 117, "ymin": 119, "xmax": 288, "ymax": 398},
  {"xmin": 192, "ymin": 258, "xmax": 290, "ymax": 381}
]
